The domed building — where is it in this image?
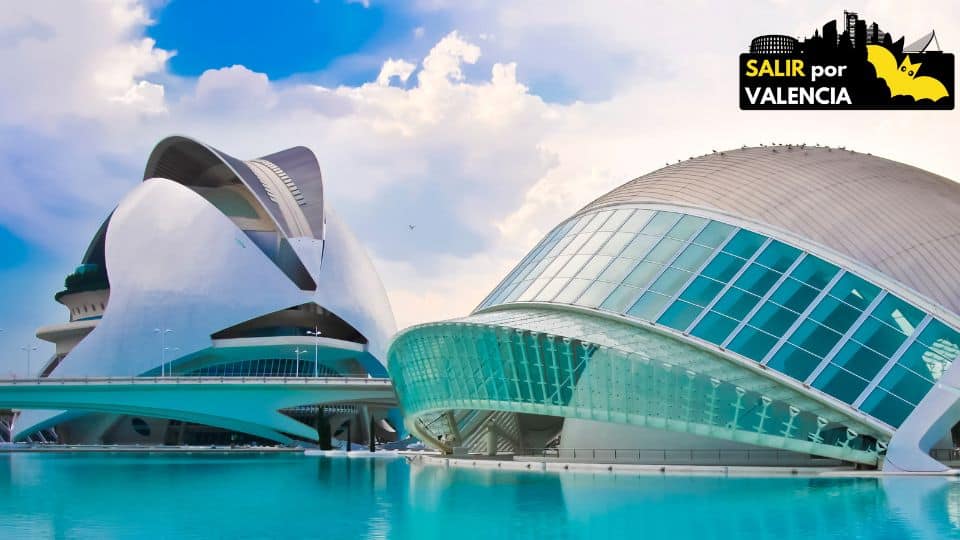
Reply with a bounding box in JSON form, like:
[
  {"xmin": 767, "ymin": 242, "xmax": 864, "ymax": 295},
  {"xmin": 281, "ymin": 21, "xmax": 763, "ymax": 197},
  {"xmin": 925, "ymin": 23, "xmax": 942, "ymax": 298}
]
[
  {"xmin": 18, "ymin": 136, "xmax": 398, "ymax": 446},
  {"xmin": 388, "ymin": 145, "xmax": 960, "ymax": 472}
]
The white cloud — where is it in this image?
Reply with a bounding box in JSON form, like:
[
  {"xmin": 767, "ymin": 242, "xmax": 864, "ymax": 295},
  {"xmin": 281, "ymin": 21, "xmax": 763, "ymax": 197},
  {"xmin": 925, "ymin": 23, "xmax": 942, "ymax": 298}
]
[{"xmin": 2, "ymin": 0, "xmax": 960, "ymax": 340}]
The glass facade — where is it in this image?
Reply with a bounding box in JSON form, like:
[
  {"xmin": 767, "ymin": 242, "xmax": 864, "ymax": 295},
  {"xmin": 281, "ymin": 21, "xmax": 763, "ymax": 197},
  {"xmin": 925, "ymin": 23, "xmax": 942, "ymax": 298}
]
[{"xmin": 478, "ymin": 207, "xmax": 960, "ymax": 429}]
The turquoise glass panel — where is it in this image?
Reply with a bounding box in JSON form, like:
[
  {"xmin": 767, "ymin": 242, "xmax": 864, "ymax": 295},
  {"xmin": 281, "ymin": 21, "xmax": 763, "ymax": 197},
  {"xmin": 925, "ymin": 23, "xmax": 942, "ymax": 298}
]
[
  {"xmin": 809, "ymin": 296, "xmax": 862, "ymax": 335},
  {"xmin": 770, "ymin": 278, "xmax": 819, "ymax": 313},
  {"xmin": 895, "ymin": 341, "xmax": 943, "ymax": 382},
  {"xmin": 691, "ymin": 311, "xmax": 739, "ymax": 344},
  {"xmin": 620, "ymin": 234, "xmax": 659, "ymax": 259},
  {"xmin": 580, "ymin": 231, "xmax": 614, "ymax": 254},
  {"xmin": 871, "ymin": 294, "xmax": 924, "ymax": 335},
  {"xmin": 627, "ymin": 291, "xmax": 671, "ymax": 320},
  {"xmin": 666, "ymin": 215, "xmax": 707, "ymax": 241},
  {"xmin": 576, "ymin": 255, "xmax": 613, "ymax": 280},
  {"xmin": 755, "ymin": 241, "xmax": 801, "ymax": 272},
  {"xmin": 830, "ymin": 341, "xmax": 888, "ymax": 381},
  {"xmin": 679, "ymin": 276, "xmax": 725, "ymax": 307},
  {"xmin": 578, "ymin": 280, "xmax": 619, "ymax": 308},
  {"xmin": 623, "ymin": 261, "xmax": 663, "ymax": 287},
  {"xmin": 916, "ymin": 319, "xmax": 960, "ymax": 359},
  {"xmin": 853, "ymin": 317, "xmax": 908, "ymax": 358},
  {"xmin": 722, "ymin": 229, "xmax": 765, "ymax": 259},
  {"xmin": 644, "ymin": 238, "xmax": 684, "ymax": 264},
  {"xmin": 618, "ymin": 209, "xmax": 653, "ymax": 233},
  {"xmin": 555, "ymin": 278, "xmax": 592, "ymax": 304},
  {"xmin": 672, "ymin": 244, "xmax": 714, "ymax": 272},
  {"xmin": 713, "ymin": 288, "xmax": 761, "ymax": 320},
  {"xmin": 702, "ymin": 252, "xmax": 745, "ymax": 282},
  {"xmin": 648, "ymin": 267, "xmax": 693, "ymax": 296},
  {"xmin": 733, "ymin": 264, "xmax": 780, "ymax": 295},
  {"xmin": 693, "ymin": 221, "xmax": 734, "ymax": 248},
  {"xmin": 597, "ymin": 258, "xmax": 635, "ymax": 283},
  {"xmin": 861, "ymin": 389, "xmax": 912, "ymax": 428},
  {"xmin": 598, "ymin": 232, "xmax": 633, "ymax": 256},
  {"xmin": 767, "ymin": 343, "xmax": 822, "ymax": 380},
  {"xmin": 640, "ymin": 211, "xmax": 680, "ymax": 236},
  {"xmin": 879, "ymin": 364, "xmax": 932, "ymax": 405},
  {"xmin": 788, "ymin": 320, "xmax": 842, "ymax": 358},
  {"xmin": 813, "ymin": 364, "xmax": 869, "ymax": 404},
  {"xmin": 828, "ymin": 273, "xmax": 880, "ymax": 311},
  {"xmin": 600, "ymin": 284, "xmax": 641, "ymax": 312},
  {"xmin": 557, "ymin": 253, "xmax": 591, "ymax": 278},
  {"xmin": 790, "ymin": 257, "xmax": 839, "ymax": 290},
  {"xmin": 657, "ymin": 300, "xmax": 702, "ymax": 331},
  {"xmin": 748, "ymin": 302, "xmax": 800, "ymax": 336},
  {"xmin": 728, "ymin": 326, "xmax": 779, "ymax": 361}
]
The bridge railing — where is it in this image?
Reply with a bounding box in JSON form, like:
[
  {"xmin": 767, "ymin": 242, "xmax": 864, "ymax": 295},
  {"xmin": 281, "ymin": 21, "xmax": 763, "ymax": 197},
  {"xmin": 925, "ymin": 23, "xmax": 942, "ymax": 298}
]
[{"xmin": 0, "ymin": 376, "xmax": 393, "ymax": 386}]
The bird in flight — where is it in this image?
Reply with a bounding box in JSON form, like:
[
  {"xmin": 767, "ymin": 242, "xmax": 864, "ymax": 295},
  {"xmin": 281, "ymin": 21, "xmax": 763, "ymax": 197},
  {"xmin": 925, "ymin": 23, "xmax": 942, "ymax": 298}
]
[{"xmin": 408, "ymin": 224, "xmax": 416, "ymax": 231}]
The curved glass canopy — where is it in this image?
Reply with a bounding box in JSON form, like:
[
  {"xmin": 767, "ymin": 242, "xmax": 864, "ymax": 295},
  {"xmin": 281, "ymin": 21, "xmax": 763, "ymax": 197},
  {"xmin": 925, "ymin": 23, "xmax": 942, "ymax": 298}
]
[{"xmin": 476, "ymin": 206, "xmax": 960, "ymax": 429}]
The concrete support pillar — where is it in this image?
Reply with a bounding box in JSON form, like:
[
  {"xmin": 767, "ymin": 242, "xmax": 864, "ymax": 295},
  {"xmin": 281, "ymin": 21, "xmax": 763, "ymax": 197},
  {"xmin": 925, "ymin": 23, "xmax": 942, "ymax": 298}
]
[{"xmin": 486, "ymin": 427, "xmax": 497, "ymax": 456}]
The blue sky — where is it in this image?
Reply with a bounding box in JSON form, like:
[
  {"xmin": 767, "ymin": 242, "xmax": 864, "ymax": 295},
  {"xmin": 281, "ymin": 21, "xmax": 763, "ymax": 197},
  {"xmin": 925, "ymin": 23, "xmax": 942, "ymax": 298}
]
[{"xmin": 0, "ymin": 1, "xmax": 958, "ymax": 376}]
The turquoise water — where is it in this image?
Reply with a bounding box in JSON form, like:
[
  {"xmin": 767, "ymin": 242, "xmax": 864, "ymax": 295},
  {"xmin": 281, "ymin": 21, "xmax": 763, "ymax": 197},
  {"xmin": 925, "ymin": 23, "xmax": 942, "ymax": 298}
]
[{"xmin": 1, "ymin": 454, "xmax": 959, "ymax": 539}]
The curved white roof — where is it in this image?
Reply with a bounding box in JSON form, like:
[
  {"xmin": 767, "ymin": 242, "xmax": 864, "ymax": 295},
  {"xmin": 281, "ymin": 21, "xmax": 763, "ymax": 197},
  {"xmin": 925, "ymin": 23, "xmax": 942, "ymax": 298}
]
[{"xmin": 580, "ymin": 146, "xmax": 960, "ymax": 314}]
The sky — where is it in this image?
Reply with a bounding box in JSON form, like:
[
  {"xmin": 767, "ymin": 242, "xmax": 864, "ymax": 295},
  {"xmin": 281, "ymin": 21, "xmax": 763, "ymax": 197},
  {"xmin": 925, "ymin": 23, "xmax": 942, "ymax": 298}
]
[{"xmin": 0, "ymin": 0, "xmax": 958, "ymax": 375}]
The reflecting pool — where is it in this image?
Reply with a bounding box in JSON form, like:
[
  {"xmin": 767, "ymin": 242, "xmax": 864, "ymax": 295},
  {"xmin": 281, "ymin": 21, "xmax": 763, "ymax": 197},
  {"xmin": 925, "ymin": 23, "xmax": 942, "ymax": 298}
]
[{"xmin": 1, "ymin": 453, "xmax": 959, "ymax": 539}]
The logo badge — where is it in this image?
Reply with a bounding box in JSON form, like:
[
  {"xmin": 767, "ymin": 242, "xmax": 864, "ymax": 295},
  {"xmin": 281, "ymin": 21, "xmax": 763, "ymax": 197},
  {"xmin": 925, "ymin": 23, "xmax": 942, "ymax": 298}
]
[{"xmin": 740, "ymin": 10, "xmax": 954, "ymax": 109}]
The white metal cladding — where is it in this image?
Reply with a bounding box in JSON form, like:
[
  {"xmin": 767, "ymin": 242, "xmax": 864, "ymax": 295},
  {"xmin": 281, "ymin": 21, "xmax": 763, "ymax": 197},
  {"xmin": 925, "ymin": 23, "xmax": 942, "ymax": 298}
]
[{"xmin": 579, "ymin": 146, "xmax": 960, "ymax": 316}]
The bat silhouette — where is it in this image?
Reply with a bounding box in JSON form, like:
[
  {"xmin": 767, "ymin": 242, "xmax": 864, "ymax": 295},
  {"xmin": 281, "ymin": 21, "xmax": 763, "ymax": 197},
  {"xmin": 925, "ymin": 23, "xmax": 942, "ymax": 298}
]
[{"xmin": 867, "ymin": 44, "xmax": 949, "ymax": 102}]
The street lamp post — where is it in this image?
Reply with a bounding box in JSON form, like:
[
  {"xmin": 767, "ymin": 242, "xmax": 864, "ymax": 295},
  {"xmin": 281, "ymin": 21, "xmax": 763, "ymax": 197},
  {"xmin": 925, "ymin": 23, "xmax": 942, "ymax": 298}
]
[
  {"xmin": 154, "ymin": 328, "xmax": 173, "ymax": 377},
  {"xmin": 164, "ymin": 347, "xmax": 180, "ymax": 377},
  {"xmin": 20, "ymin": 343, "xmax": 38, "ymax": 379},
  {"xmin": 293, "ymin": 348, "xmax": 308, "ymax": 377},
  {"xmin": 306, "ymin": 326, "xmax": 322, "ymax": 377}
]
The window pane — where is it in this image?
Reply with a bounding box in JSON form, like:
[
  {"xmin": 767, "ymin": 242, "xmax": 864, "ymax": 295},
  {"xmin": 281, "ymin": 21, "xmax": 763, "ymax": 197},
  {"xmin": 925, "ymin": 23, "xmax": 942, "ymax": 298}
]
[
  {"xmin": 554, "ymin": 278, "xmax": 592, "ymax": 304},
  {"xmin": 657, "ymin": 300, "xmax": 702, "ymax": 331},
  {"xmin": 830, "ymin": 341, "xmax": 888, "ymax": 381},
  {"xmin": 828, "ymin": 273, "xmax": 880, "ymax": 311},
  {"xmin": 644, "ymin": 237, "xmax": 684, "ymax": 264},
  {"xmin": 568, "ymin": 214, "xmax": 592, "ymax": 234},
  {"xmin": 623, "ymin": 261, "xmax": 663, "ymax": 288},
  {"xmin": 672, "ymin": 244, "xmax": 714, "ymax": 272},
  {"xmin": 557, "ymin": 254, "xmax": 591, "ymax": 278},
  {"xmin": 620, "ymin": 235, "xmax": 659, "ymax": 259},
  {"xmin": 702, "ymin": 252, "xmax": 745, "ymax": 282},
  {"xmin": 853, "ymin": 317, "xmax": 907, "ymax": 358},
  {"xmin": 533, "ymin": 277, "xmax": 569, "ymax": 301},
  {"xmin": 666, "ymin": 215, "xmax": 707, "ymax": 241},
  {"xmin": 768, "ymin": 343, "xmax": 821, "ymax": 381},
  {"xmin": 728, "ymin": 326, "xmax": 779, "ymax": 362},
  {"xmin": 879, "ymin": 364, "xmax": 933, "ymax": 405},
  {"xmin": 896, "ymin": 341, "xmax": 944, "ymax": 382},
  {"xmin": 620, "ymin": 210, "xmax": 653, "ymax": 233},
  {"xmin": 580, "ymin": 231, "xmax": 614, "ymax": 254},
  {"xmin": 770, "ymin": 278, "xmax": 820, "ymax": 313},
  {"xmin": 693, "ymin": 221, "xmax": 734, "ymax": 248},
  {"xmin": 690, "ymin": 311, "xmax": 739, "ymax": 345},
  {"xmin": 627, "ymin": 291, "xmax": 671, "ymax": 320},
  {"xmin": 733, "ymin": 264, "xmax": 780, "ymax": 295},
  {"xmin": 600, "ymin": 208, "xmax": 633, "ymax": 231},
  {"xmin": 748, "ymin": 302, "xmax": 800, "ymax": 336},
  {"xmin": 648, "ymin": 267, "xmax": 693, "ymax": 296},
  {"xmin": 641, "ymin": 212, "xmax": 681, "ymax": 236},
  {"xmin": 598, "ymin": 258, "xmax": 635, "ymax": 283},
  {"xmin": 600, "ymin": 284, "xmax": 641, "ymax": 313},
  {"xmin": 713, "ymin": 288, "xmax": 761, "ymax": 320},
  {"xmin": 790, "ymin": 257, "xmax": 839, "ymax": 290},
  {"xmin": 518, "ymin": 278, "xmax": 549, "ymax": 301},
  {"xmin": 756, "ymin": 241, "xmax": 801, "ymax": 272},
  {"xmin": 577, "ymin": 280, "xmax": 619, "ymax": 308},
  {"xmin": 871, "ymin": 295, "xmax": 924, "ymax": 336},
  {"xmin": 810, "ymin": 296, "xmax": 862, "ymax": 335},
  {"xmin": 576, "ymin": 255, "xmax": 613, "ymax": 280},
  {"xmin": 582, "ymin": 211, "xmax": 612, "ymax": 233},
  {"xmin": 540, "ymin": 255, "xmax": 571, "ymax": 279},
  {"xmin": 679, "ymin": 276, "xmax": 725, "ymax": 307},
  {"xmin": 861, "ymin": 389, "xmax": 913, "ymax": 428},
  {"xmin": 788, "ymin": 320, "xmax": 842, "ymax": 358},
  {"xmin": 813, "ymin": 364, "xmax": 870, "ymax": 404},
  {"xmin": 598, "ymin": 232, "xmax": 633, "ymax": 256},
  {"xmin": 722, "ymin": 229, "xmax": 765, "ymax": 259},
  {"xmin": 561, "ymin": 233, "xmax": 591, "ymax": 255}
]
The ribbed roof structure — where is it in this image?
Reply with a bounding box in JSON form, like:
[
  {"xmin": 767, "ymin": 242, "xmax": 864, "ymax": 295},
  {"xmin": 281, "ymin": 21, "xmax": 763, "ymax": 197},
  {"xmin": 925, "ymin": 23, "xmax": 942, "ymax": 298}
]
[{"xmin": 580, "ymin": 146, "xmax": 960, "ymax": 314}]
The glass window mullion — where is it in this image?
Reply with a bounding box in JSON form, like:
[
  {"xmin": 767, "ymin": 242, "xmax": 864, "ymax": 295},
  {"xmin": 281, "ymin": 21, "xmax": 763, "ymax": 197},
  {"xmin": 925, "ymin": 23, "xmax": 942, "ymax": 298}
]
[
  {"xmin": 804, "ymin": 290, "xmax": 889, "ymax": 384},
  {"xmin": 684, "ymin": 236, "xmax": 772, "ymax": 334},
  {"xmin": 721, "ymin": 253, "xmax": 807, "ymax": 348},
  {"xmin": 566, "ymin": 210, "xmax": 637, "ymax": 305},
  {"xmin": 761, "ymin": 269, "xmax": 847, "ymax": 366},
  {"xmin": 650, "ymin": 222, "xmax": 738, "ymax": 321},
  {"xmin": 852, "ymin": 314, "xmax": 932, "ymax": 409}
]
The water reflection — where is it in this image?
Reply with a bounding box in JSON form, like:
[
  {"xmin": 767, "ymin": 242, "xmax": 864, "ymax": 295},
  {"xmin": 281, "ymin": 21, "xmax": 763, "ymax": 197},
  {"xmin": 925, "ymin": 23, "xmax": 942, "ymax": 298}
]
[{"xmin": 0, "ymin": 454, "xmax": 957, "ymax": 539}]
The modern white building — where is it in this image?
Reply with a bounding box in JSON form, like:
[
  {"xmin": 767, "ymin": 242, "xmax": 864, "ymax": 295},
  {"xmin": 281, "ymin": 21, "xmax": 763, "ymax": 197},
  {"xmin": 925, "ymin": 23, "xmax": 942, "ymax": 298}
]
[
  {"xmin": 388, "ymin": 145, "xmax": 960, "ymax": 472},
  {"xmin": 18, "ymin": 136, "xmax": 398, "ymax": 446}
]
